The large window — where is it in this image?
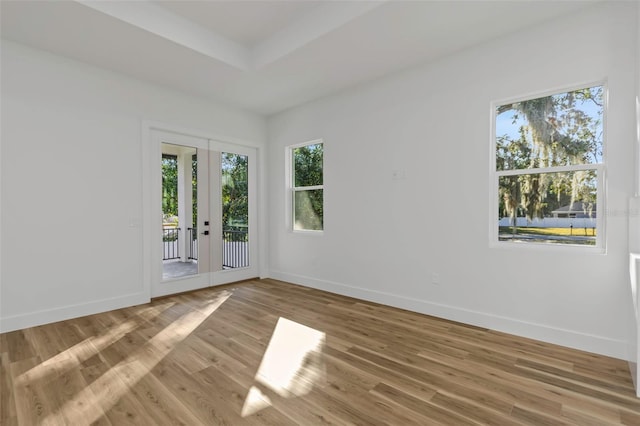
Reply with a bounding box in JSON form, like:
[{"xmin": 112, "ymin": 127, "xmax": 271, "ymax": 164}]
[
  {"xmin": 290, "ymin": 141, "xmax": 323, "ymax": 231},
  {"xmin": 493, "ymin": 84, "xmax": 605, "ymax": 247}
]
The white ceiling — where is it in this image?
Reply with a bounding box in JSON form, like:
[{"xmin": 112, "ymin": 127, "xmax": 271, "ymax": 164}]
[
  {"xmin": 1, "ymin": 0, "xmax": 598, "ymax": 116},
  {"xmin": 157, "ymin": 1, "xmax": 321, "ymax": 47}
]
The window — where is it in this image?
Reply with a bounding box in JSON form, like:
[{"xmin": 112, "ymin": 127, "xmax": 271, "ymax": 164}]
[
  {"xmin": 290, "ymin": 141, "xmax": 323, "ymax": 231},
  {"xmin": 492, "ymin": 84, "xmax": 605, "ymax": 247}
]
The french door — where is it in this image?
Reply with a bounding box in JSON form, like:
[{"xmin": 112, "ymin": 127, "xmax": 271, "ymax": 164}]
[{"xmin": 151, "ymin": 130, "xmax": 257, "ymax": 297}]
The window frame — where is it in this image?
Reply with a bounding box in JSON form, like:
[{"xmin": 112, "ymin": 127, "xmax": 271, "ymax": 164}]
[
  {"xmin": 287, "ymin": 139, "xmax": 324, "ymax": 233},
  {"xmin": 489, "ymin": 82, "xmax": 607, "ymax": 251}
]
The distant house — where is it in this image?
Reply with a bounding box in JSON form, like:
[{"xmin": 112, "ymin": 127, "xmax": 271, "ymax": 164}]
[{"xmin": 551, "ymin": 202, "xmax": 596, "ymax": 218}]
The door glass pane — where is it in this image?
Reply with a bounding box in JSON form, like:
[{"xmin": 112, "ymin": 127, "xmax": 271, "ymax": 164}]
[
  {"xmin": 162, "ymin": 143, "xmax": 198, "ymax": 279},
  {"xmin": 222, "ymin": 152, "xmax": 249, "ymax": 268}
]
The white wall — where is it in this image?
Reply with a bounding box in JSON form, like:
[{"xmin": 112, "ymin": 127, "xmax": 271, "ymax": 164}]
[
  {"xmin": 637, "ymin": 1, "xmax": 640, "ymax": 198},
  {"xmin": 0, "ymin": 40, "xmax": 266, "ymax": 332},
  {"xmin": 628, "ymin": 0, "xmax": 640, "ymax": 396},
  {"xmin": 268, "ymin": 2, "xmax": 637, "ymax": 359}
]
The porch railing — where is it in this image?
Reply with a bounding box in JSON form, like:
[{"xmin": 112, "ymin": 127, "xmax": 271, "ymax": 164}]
[
  {"xmin": 162, "ymin": 227, "xmax": 180, "ymax": 260},
  {"xmin": 187, "ymin": 227, "xmax": 198, "ymax": 260},
  {"xmin": 223, "ymin": 229, "xmax": 249, "ymax": 269},
  {"xmin": 163, "ymin": 227, "xmax": 248, "ymax": 268}
]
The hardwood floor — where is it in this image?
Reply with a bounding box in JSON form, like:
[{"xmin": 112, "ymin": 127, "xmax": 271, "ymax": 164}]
[{"xmin": 2, "ymin": 278, "xmax": 639, "ymax": 425}]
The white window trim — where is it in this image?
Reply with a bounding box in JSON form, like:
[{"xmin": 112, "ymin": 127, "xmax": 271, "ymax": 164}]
[
  {"xmin": 287, "ymin": 139, "xmax": 324, "ymax": 234},
  {"xmin": 489, "ymin": 82, "xmax": 607, "ymax": 252}
]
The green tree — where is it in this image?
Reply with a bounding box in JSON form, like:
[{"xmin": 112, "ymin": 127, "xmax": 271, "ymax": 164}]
[
  {"xmin": 496, "ymin": 86, "xmax": 602, "ymax": 222},
  {"xmin": 162, "ymin": 154, "xmax": 178, "ymax": 220},
  {"xmin": 293, "ymin": 144, "xmax": 323, "ymax": 230},
  {"xmin": 222, "ymin": 153, "xmax": 248, "ymax": 235},
  {"xmin": 162, "ymin": 154, "xmax": 197, "ymax": 230}
]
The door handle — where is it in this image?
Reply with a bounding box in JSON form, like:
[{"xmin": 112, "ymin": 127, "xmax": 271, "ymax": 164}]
[{"xmin": 201, "ymin": 230, "xmax": 209, "ymax": 236}]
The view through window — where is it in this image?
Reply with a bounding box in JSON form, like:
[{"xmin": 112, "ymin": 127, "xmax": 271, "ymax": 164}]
[
  {"xmin": 494, "ymin": 85, "xmax": 604, "ymax": 246},
  {"xmin": 291, "ymin": 141, "xmax": 324, "ymax": 231}
]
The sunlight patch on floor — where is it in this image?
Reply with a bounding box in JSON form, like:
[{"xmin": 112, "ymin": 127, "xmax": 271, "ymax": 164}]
[
  {"xmin": 242, "ymin": 386, "xmax": 273, "ymax": 417},
  {"xmin": 36, "ymin": 291, "xmax": 231, "ymax": 425},
  {"xmin": 241, "ymin": 317, "xmax": 325, "ymax": 417},
  {"xmin": 16, "ymin": 304, "xmax": 171, "ymax": 386}
]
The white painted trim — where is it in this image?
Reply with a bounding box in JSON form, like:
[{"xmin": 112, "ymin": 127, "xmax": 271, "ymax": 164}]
[
  {"xmin": 495, "ymin": 164, "xmax": 602, "ymax": 177},
  {"xmin": 141, "ymin": 123, "xmax": 152, "ymax": 302},
  {"xmin": 269, "ymin": 270, "xmax": 628, "ymax": 360},
  {"xmin": 143, "ymin": 121, "xmax": 262, "ymax": 298},
  {"xmin": 151, "ymin": 130, "xmax": 210, "ymax": 297},
  {"xmin": 144, "ymin": 120, "xmax": 262, "ymax": 150},
  {"xmin": 252, "ymin": 1, "xmax": 385, "ymax": 69},
  {"xmin": 629, "ymin": 252, "xmax": 640, "ymax": 395},
  {"xmin": 293, "ymin": 184, "xmax": 324, "ymax": 191},
  {"xmin": 287, "ymin": 139, "xmax": 324, "ymax": 233},
  {"xmin": 492, "ymin": 79, "xmax": 609, "ymax": 111},
  {"xmin": 210, "ymin": 141, "xmax": 260, "ymax": 281},
  {"xmin": 151, "ymin": 273, "xmax": 211, "ymax": 299},
  {"xmin": 258, "ymin": 142, "xmax": 270, "ymax": 279},
  {"xmin": 291, "ymin": 229, "xmax": 325, "ymax": 236},
  {"xmin": 77, "ymin": 0, "xmax": 385, "ymax": 72},
  {"xmin": 77, "ymin": 0, "xmax": 250, "ymax": 70},
  {"xmin": 288, "ymin": 138, "xmax": 324, "ymax": 150},
  {"xmin": 0, "ymin": 291, "xmax": 149, "ymax": 333},
  {"xmin": 636, "ymin": 94, "xmax": 640, "ymax": 197}
]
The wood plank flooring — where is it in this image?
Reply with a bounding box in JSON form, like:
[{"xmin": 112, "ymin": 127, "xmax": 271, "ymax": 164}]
[{"xmin": 2, "ymin": 278, "xmax": 639, "ymax": 425}]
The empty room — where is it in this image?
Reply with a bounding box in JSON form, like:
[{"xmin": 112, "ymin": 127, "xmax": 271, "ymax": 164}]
[{"xmin": 2, "ymin": 0, "xmax": 640, "ymax": 424}]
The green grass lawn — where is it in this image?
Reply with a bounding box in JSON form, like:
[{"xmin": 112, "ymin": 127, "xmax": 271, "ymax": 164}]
[{"xmin": 498, "ymin": 226, "xmax": 596, "ymax": 237}]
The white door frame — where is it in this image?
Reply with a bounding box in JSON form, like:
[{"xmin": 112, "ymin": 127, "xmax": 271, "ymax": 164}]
[
  {"xmin": 145, "ymin": 125, "xmax": 259, "ymax": 298},
  {"xmin": 151, "ymin": 129, "xmax": 210, "ymax": 297},
  {"xmin": 210, "ymin": 140, "xmax": 259, "ymax": 285}
]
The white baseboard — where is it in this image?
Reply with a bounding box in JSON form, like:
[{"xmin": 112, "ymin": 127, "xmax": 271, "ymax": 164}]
[
  {"xmin": 0, "ymin": 292, "xmax": 150, "ymax": 333},
  {"xmin": 270, "ymin": 270, "xmax": 628, "ymax": 360}
]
